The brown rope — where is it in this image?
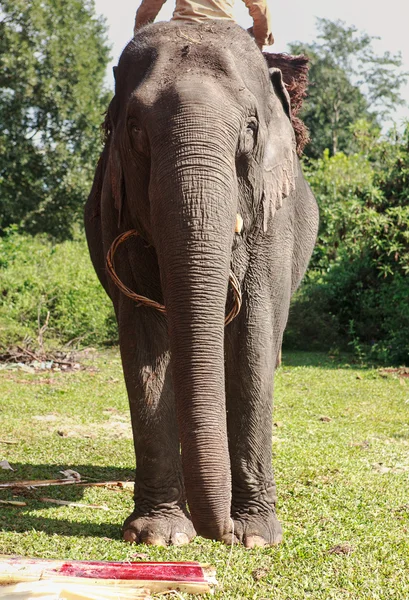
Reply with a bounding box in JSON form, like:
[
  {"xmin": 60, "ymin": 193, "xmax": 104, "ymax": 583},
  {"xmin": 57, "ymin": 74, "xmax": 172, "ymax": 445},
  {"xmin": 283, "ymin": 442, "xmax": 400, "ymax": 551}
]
[
  {"xmin": 225, "ymin": 269, "xmax": 242, "ymax": 326},
  {"xmin": 106, "ymin": 230, "xmax": 166, "ymax": 313},
  {"xmin": 106, "ymin": 229, "xmax": 242, "ymax": 326}
]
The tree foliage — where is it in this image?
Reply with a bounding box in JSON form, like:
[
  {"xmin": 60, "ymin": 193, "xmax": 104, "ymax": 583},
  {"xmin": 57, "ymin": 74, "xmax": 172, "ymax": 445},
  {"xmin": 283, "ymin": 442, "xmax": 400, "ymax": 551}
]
[
  {"xmin": 290, "ymin": 19, "xmax": 408, "ymax": 157},
  {"xmin": 306, "ymin": 124, "xmax": 409, "ymax": 279},
  {"xmin": 0, "ymin": 0, "xmax": 110, "ymax": 239},
  {"xmin": 285, "ymin": 20, "xmax": 409, "ymax": 364}
]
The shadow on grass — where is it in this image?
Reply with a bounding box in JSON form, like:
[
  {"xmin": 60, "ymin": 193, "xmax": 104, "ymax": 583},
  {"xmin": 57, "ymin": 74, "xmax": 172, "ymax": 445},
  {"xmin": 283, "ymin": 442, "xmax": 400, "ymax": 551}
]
[
  {"xmin": 0, "ymin": 513, "xmax": 122, "ymax": 539},
  {"xmin": 281, "ymin": 350, "xmax": 371, "ymax": 370},
  {"xmin": 0, "ymin": 464, "xmax": 134, "ymax": 539},
  {"xmin": 0, "ymin": 464, "xmax": 134, "ymax": 486}
]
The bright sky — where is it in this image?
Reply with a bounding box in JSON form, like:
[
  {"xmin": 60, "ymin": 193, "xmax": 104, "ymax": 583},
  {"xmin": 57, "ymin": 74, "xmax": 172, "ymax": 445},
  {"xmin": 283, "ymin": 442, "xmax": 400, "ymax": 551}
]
[{"xmin": 94, "ymin": 0, "xmax": 409, "ymax": 128}]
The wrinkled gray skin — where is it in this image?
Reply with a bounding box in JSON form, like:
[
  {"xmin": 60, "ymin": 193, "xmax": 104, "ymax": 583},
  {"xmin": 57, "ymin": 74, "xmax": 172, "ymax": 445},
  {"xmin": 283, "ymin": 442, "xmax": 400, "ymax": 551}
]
[{"xmin": 85, "ymin": 21, "xmax": 318, "ymax": 547}]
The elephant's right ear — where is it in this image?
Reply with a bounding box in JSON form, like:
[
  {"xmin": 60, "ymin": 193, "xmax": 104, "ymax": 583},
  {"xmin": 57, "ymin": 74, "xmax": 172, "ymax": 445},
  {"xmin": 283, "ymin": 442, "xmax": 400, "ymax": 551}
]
[
  {"xmin": 109, "ymin": 144, "xmax": 125, "ymax": 226},
  {"xmin": 105, "ymin": 97, "xmax": 125, "ymax": 226}
]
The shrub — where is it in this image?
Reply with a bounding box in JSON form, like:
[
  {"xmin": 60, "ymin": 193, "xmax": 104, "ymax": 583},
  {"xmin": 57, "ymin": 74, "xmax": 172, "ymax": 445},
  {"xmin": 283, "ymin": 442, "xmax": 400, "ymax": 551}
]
[
  {"xmin": 286, "ymin": 126, "xmax": 409, "ymax": 365},
  {"xmin": 283, "ymin": 274, "xmax": 343, "ymax": 351},
  {"xmin": 0, "ymin": 229, "xmax": 117, "ymax": 349},
  {"xmin": 285, "ymin": 258, "xmax": 409, "ymax": 365}
]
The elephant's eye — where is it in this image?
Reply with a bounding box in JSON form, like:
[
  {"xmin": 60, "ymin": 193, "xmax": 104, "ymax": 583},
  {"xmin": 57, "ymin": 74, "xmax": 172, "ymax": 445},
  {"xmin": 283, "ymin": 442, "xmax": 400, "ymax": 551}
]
[
  {"xmin": 239, "ymin": 119, "xmax": 258, "ymax": 155},
  {"xmin": 247, "ymin": 120, "xmax": 257, "ymax": 135},
  {"xmin": 129, "ymin": 120, "xmax": 142, "ymax": 136},
  {"xmin": 129, "ymin": 119, "xmax": 148, "ymax": 155}
]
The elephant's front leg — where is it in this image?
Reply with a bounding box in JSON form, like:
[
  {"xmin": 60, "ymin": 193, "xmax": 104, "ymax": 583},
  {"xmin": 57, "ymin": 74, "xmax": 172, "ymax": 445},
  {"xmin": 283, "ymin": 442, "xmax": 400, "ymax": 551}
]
[
  {"xmin": 118, "ymin": 304, "xmax": 196, "ymax": 546},
  {"xmin": 225, "ymin": 297, "xmax": 283, "ymax": 548}
]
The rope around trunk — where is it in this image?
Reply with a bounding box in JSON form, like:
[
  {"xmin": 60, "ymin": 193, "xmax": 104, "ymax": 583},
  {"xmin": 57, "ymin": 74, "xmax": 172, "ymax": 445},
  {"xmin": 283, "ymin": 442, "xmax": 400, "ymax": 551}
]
[{"xmin": 106, "ymin": 230, "xmax": 242, "ymax": 326}]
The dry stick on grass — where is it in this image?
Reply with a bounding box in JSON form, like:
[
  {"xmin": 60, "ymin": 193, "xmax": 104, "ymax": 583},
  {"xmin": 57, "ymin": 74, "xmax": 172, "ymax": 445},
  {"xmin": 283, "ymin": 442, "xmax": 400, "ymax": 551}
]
[
  {"xmin": 16, "ymin": 345, "xmax": 39, "ymax": 362},
  {"xmin": 39, "ymin": 497, "xmax": 109, "ymax": 510},
  {"xmin": 0, "ymin": 479, "xmax": 134, "ymax": 489},
  {"xmin": 0, "ymin": 500, "xmax": 27, "ymax": 507},
  {"xmin": 16, "ymin": 346, "xmax": 78, "ymax": 367},
  {"xmin": 0, "ymin": 345, "xmax": 80, "ymax": 368},
  {"xmin": 0, "ymin": 478, "xmax": 85, "ymax": 489}
]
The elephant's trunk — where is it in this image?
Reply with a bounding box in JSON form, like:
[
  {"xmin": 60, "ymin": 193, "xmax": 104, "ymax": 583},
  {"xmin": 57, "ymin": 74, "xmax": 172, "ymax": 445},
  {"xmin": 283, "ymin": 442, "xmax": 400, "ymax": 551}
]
[{"xmin": 150, "ymin": 110, "xmax": 236, "ymax": 539}]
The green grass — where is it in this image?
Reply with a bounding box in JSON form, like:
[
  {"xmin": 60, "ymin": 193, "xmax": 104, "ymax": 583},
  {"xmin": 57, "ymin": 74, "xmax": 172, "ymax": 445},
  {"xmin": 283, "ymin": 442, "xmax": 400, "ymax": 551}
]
[{"xmin": 1, "ymin": 350, "xmax": 408, "ymax": 598}]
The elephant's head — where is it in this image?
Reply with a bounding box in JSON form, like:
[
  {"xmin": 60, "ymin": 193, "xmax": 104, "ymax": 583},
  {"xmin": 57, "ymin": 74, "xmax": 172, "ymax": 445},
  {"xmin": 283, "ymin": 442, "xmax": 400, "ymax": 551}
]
[{"xmin": 102, "ymin": 21, "xmax": 307, "ymax": 540}]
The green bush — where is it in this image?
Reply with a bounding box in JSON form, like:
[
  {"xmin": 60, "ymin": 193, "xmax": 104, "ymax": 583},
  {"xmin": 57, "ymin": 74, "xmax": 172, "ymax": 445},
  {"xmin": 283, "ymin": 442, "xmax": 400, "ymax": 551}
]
[
  {"xmin": 0, "ymin": 229, "xmax": 117, "ymax": 349},
  {"xmin": 284, "ymin": 274, "xmax": 343, "ymax": 351},
  {"xmin": 286, "ymin": 258, "xmax": 409, "ymax": 364},
  {"xmin": 286, "ymin": 125, "xmax": 409, "ymax": 365}
]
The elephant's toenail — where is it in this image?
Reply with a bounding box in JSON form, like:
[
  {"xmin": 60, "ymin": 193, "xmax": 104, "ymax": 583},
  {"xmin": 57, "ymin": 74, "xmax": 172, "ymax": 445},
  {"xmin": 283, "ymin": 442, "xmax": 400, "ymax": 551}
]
[
  {"xmin": 271, "ymin": 532, "xmax": 283, "ymax": 545},
  {"xmin": 123, "ymin": 529, "xmax": 137, "ymax": 543},
  {"xmin": 244, "ymin": 535, "xmax": 268, "ymax": 549},
  {"xmin": 173, "ymin": 532, "xmax": 190, "ymax": 545},
  {"xmin": 221, "ymin": 533, "xmax": 238, "ymax": 546},
  {"xmin": 143, "ymin": 535, "xmax": 166, "ymax": 546}
]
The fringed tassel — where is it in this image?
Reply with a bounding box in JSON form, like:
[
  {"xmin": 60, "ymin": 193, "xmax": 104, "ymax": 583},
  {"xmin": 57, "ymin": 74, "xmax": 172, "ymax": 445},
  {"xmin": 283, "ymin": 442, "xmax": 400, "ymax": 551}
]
[{"xmin": 263, "ymin": 53, "xmax": 310, "ymax": 156}]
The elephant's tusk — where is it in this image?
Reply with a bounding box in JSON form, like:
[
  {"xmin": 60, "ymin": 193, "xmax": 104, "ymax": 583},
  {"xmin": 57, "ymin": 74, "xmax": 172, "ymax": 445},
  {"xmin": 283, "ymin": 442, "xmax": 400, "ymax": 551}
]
[{"xmin": 235, "ymin": 213, "xmax": 243, "ymax": 234}]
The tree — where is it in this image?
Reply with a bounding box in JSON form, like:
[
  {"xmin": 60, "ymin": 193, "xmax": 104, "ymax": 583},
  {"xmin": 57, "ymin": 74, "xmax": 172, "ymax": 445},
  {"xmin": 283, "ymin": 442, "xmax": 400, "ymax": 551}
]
[
  {"xmin": 290, "ymin": 19, "xmax": 408, "ymax": 158},
  {"xmin": 0, "ymin": 0, "xmax": 111, "ymax": 239}
]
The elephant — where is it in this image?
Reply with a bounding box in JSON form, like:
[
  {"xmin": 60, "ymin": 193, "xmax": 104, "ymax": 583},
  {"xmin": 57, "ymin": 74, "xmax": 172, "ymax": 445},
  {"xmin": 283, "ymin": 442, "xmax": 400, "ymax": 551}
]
[{"xmin": 84, "ymin": 20, "xmax": 319, "ymax": 548}]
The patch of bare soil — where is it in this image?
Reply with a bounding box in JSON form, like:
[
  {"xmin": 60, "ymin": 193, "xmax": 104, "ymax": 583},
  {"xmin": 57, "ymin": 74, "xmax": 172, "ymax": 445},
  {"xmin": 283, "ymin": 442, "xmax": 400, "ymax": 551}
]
[
  {"xmin": 0, "ymin": 346, "xmax": 98, "ymax": 373},
  {"xmin": 379, "ymin": 367, "xmax": 409, "ymax": 378},
  {"xmin": 329, "ymin": 543, "xmax": 354, "ymax": 555},
  {"xmin": 51, "ymin": 416, "xmax": 132, "ymax": 440},
  {"xmin": 372, "ymin": 462, "xmax": 409, "ymax": 474}
]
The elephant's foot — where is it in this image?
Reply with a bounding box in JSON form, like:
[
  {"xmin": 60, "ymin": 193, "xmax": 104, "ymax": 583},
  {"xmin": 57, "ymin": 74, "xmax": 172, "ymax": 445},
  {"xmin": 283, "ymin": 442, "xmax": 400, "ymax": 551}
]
[
  {"xmin": 222, "ymin": 510, "xmax": 283, "ymax": 548},
  {"xmin": 122, "ymin": 504, "xmax": 196, "ymax": 546}
]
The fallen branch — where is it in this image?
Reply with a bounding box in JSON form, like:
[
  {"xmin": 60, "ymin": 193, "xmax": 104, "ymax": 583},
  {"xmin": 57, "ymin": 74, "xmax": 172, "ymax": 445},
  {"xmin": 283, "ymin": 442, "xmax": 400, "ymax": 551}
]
[
  {"xmin": 0, "ymin": 478, "xmax": 133, "ymax": 490},
  {"xmin": 39, "ymin": 497, "xmax": 109, "ymax": 510},
  {"xmin": 0, "ymin": 346, "xmax": 84, "ymax": 371},
  {"xmin": 0, "ymin": 460, "xmax": 14, "ymax": 470},
  {"xmin": 0, "ymin": 478, "xmax": 84, "ymax": 489},
  {"xmin": 16, "ymin": 345, "xmax": 39, "ymax": 362}
]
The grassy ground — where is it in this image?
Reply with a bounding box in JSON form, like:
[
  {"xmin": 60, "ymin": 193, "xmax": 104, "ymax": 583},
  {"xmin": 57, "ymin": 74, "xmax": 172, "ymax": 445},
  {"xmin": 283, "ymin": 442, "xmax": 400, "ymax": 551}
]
[{"xmin": 0, "ymin": 350, "xmax": 408, "ymax": 599}]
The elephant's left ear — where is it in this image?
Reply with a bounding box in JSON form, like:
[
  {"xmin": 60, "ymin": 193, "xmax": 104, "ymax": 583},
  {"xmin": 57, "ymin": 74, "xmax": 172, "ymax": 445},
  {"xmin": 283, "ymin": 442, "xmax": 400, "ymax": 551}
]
[{"xmin": 262, "ymin": 67, "xmax": 298, "ymax": 231}]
